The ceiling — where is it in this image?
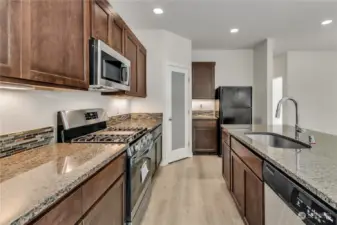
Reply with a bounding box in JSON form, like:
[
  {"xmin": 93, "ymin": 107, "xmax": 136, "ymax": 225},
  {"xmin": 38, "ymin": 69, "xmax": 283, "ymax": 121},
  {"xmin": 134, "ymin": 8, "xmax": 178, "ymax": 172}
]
[{"xmin": 111, "ymin": 0, "xmax": 337, "ymax": 53}]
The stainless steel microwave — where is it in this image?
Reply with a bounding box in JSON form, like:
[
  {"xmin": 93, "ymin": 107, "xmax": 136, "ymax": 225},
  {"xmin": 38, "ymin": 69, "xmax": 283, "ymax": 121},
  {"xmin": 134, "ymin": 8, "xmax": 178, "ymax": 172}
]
[{"xmin": 89, "ymin": 39, "xmax": 130, "ymax": 92}]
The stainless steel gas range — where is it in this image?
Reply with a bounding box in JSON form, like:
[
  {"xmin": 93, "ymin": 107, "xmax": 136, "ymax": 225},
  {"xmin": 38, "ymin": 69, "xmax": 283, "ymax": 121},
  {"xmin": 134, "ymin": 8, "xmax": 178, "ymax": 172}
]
[{"xmin": 57, "ymin": 108, "xmax": 153, "ymax": 225}]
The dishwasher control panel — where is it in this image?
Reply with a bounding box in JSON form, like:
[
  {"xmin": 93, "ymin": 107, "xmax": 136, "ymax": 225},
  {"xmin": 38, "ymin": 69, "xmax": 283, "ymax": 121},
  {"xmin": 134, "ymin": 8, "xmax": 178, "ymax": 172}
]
[
  {"xmin": 291, "ymin": 190, "xmax": 336, "ymax": 224},
  {"xmin": 263, "ymin": 161, "xmax": 337, "ymax": 225}
]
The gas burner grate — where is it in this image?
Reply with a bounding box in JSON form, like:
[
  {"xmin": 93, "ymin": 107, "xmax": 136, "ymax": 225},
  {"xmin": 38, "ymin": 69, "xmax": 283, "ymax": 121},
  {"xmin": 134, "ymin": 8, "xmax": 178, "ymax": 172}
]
[
  {"xmin": 71, "ymin": 134, "xmax": 132, "ymax": 143},
  {"xmin": 105, "ymin": 127, "xmax": 146, "ymax": 132}
]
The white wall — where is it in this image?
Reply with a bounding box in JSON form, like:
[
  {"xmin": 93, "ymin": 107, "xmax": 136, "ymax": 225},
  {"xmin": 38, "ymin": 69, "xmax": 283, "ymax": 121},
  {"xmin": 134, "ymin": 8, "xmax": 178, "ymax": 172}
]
[
  {"xmin": 283, "ymin": 51, "xmax": 337, "ymax": 135},
  {"xmin": 130, "ymin": 29, "xmax": 192, "ymax": 165},
  {"xmin": 131, "ymin": 29, "xmax": 192, "ymax": 113},
  {"xmin": 253, "ymin": 39, "xmax": 274, "ymax": 125},
  {"xmin": 192, "ymin": 50, "xmax": 253, "ymax": 87},
  {"xmin": 273, "ymin": 54, "xmax": 287, "ymax": 125},
  {"xmin": 0, "ymin": 90, "xmax": 130, "ymax": 135}
]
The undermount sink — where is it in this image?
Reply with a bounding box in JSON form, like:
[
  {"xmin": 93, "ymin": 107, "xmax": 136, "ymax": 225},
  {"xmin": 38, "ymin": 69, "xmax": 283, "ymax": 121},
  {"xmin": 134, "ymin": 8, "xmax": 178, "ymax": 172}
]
[{"xmin": 244, "ymin": 132, "xmax": 311, "ymax": 149}]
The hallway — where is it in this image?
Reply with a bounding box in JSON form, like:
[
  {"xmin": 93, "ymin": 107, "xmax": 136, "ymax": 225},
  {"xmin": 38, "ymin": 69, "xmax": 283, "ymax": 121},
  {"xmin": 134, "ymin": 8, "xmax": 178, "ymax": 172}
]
[{"xmin": 141, "ymin": 156, "xmax": 244, "ymax": 225}]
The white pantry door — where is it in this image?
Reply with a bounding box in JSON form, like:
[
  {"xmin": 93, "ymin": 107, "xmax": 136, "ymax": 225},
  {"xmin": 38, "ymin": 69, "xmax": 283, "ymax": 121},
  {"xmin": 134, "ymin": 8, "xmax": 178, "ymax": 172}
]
[{"xmin": 166, "ymin": 64, "xmax": 192, "ymax": 164}]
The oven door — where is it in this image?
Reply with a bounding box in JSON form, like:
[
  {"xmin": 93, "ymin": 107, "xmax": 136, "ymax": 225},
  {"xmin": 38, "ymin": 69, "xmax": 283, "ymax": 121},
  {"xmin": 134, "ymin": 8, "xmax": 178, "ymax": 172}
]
[
  {"xmin": 89, "ymin": 39, "xmax": 130, "ymax": 91},
  {"xmin": 129, "ymin": 146, "xmax": 153, "ymax": 220}
]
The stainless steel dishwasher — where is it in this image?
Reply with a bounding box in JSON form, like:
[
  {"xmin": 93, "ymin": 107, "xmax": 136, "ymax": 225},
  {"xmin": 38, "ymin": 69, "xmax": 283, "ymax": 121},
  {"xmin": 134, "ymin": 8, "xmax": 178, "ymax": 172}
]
[{"xmin": 263, "ymin": 161, "xmax": 337, "ymax": 225}]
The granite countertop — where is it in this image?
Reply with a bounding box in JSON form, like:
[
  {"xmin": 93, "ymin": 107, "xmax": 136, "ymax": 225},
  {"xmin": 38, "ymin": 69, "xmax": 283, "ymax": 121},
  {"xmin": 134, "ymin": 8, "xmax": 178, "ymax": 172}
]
[
  {"xmin": 221, "ymin": 124, "xmax": 337, "ymax": 211},
  {"xmin": 192, "ymin": 115, "xmax": 218, "ymax": 120},
  {"xmin": 111, "ymin": 119, "xmax": 162, "ymax": 131},
  {"xmin": 0, "ymin": 143, "xmax": 127, "ymax": 225}
]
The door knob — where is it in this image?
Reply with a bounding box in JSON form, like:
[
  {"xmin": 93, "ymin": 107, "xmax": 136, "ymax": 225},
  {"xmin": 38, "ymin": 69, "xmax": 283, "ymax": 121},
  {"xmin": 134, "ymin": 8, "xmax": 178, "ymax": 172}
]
[{"xmin": 169, "ymin": 117, "xmax": 172, "ymax": 121}]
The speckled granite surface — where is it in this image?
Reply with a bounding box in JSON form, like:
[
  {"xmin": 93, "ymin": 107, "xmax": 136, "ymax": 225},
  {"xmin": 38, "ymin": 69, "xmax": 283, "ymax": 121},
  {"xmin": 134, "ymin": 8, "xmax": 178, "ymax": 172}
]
[
  {"xmin": 0, "ymin": 143, "xmax": 127, "ymax": 225},
  {"xmin": 111, "ymin": 118, "xmax": 162, "ymax": 131},
  {"xmin": 222, "ymin": 124, "xmax": 337, "ymax": 211},
  {"xmin": 192, "ymin": 110, "xmax": 218, "ymax": 119}
]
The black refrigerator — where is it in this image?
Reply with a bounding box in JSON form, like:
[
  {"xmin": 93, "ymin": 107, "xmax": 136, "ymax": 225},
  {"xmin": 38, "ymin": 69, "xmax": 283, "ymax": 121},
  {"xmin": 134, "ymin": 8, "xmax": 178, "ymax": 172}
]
[{"xmin": 216, "ymin": 86, "xmax": 252, "ymax": 156}]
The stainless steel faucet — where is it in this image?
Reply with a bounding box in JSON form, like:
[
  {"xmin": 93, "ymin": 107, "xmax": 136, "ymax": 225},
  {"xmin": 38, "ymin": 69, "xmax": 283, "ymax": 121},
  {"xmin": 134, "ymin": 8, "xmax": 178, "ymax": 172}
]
[{"xmin": 275, "ymin": 97, "xmax": 304, "ymax": 139}]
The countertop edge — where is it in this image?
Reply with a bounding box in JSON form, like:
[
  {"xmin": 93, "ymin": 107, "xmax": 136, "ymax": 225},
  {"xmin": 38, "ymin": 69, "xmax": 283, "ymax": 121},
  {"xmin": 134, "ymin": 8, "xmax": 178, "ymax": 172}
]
[
  {"xmin": 228, "ymin": 132, "xmax": 337, "ymax": 211},
  {"xmin": 11, "ymin": 146, "xmax": 128, "ymax": 225}
]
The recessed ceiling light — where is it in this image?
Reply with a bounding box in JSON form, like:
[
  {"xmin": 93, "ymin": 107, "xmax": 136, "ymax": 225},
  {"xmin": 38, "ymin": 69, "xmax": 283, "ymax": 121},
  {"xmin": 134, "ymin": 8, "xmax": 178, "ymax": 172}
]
[
  {"xmin": 230, "ymin": 28, "xmax": 239, "ymax": 33},
  {"xmin": 321, "ymin": 19, "xmax": 333, "ymax": 25},
  {"xmin": 153, "ymin": 8, "xmax": 164, "ymax": 15}
]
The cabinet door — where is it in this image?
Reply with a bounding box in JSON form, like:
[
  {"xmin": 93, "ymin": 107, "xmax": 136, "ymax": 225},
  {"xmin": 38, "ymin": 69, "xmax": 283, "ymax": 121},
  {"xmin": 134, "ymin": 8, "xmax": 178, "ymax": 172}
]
[
  {"xmin": 0, "ymin": 0, "xmax": 21, "ymax": 79},
  {"xmin": 192, "ymin": 62, "xmax": 215, "ymax": 99},
  {"xmin": 21, "ymin": 0, "xmax": 89, "ymax": 89},
  {"xmin": 192, "ymin": 120, "xmax": 217, "ymax": 154},
  {"xmin": 124, "ymin": 30, "xmax": 138, "ymax": 94},
  {"xmin": 33, "ymin": 188, "xmax": 83, "ymax": 225},
  {"xmin": 137, "ymin": 46, "xmax": 147, "ymax": 97},
  {"xmin": 82, "ymin": 175, "xmax": 125, "ymax": 225},
  {"xmin": 222, "ymin": 141, "xmax": 231, "ymax": 189},
  {"xmin": 91, "ymin": 0, "xmax": 111, "ymax": 44},
  {"xmin": 245, "ymin": 169, "xmax": 263, "ymax": 225},
  {"xmin": 231, "ymin": 153, "xmax": 245, "ymax": 216},
  {"xmin": 110, "ymin": 14, "xmax": 124, "ymax": 54}
]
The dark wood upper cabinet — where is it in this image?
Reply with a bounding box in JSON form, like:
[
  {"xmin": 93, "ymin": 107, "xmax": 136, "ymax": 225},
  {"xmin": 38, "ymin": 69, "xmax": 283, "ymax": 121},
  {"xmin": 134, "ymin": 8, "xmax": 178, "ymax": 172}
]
[
  {"xmin": 1, "ymin": 0, "xmax": 146, "ymax": 94},
  {"xmin": 192, "ymin": 120, "xmax": 217, "ymax": 154},
  {"xmin": 137, "ymin": 46, "xmax": 147, "ymax": 97},
  {"xmin": 124, "ymin": 30, "xmax": 138, "ymax": 95},
  {"xmin": 20, "ymin": 0, "xmax": 89, "ymax": 89},
  {"xmin": 110, "ymin": 14, "xmax": 124, "ymax": 54},
  {"xmin": 81, "ymin": 175, "xmax": 125, "ymax": 225},
  {"xmin": 91, "ymin": 0, "xmax": 111, "ymax": 44},
  {"xmin": 192, "ymin": 62, "xmax": 215, "ymax": 99},
  {"xmin": 0, "ymin": 0, "xmax": 21, "ymax": 79}
]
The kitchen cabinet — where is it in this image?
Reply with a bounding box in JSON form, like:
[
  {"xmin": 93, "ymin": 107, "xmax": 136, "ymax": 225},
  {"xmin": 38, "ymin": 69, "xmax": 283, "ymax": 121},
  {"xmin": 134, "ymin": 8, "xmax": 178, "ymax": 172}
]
[
  {"xmin": 81, "ymin": 175, "xmax": 125, "ymax": 225},
  {"xmin": 110, "ymin": 13, "xmax": 124, "ymax": 54},
  {"xmin": 231, "ymin": 152, "xmax": 245, "ymax": 216},
  {"xmin": 91, "ymin": 0, "xmax": 111, "ymax": 44},
  {"xmin": 33, "ymin": 188, "xmax": 83, "ymax": 225},
  {"xmin": 137, "ymin": 46, "xmax": 147, "ymax": 97},
  {"xmin": 222, "ymin": 141, "xmax": 231, "ymax": 189},
  {"xmin": 245, "ymin": 169, "xmax": 263, "ymax": 225},
  {"xmin": 192, "ymin": 119, "xmax": 217, "ymax": 154},
  {"xmin": 30, "ymin": 153, "xmax": 126, "ymax": 225},
  {"xmin": 125, "ymin": 30, "xmax": 138, "ymax": 95},
  {"xmin": 155, "ymin": 135, "xmax": 162, "ymax": 169},
  {"xmin": 0, "ymin": 0, "xmax": 21, "ymax": 79},
  {"xmin": 230, "ymin": 138, "xmax": 264, "ymax": 225},
  {"xmin": 1, "ymin": 0, "xmax": 90, "ymax": 90},
  {"xmin": 192, "ymin": 62, "xmax": 215, "ymax": 99},
  {"xmin": 1, "ymin": 0, "xmax": 147, "ymax": 94}
]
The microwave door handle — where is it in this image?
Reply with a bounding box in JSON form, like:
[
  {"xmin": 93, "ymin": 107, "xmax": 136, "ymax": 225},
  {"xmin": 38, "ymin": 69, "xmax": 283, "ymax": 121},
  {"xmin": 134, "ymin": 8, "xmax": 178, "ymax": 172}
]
[{"xmin": 122, "ymin": 65, "xmax": 129, "ymax": 85}]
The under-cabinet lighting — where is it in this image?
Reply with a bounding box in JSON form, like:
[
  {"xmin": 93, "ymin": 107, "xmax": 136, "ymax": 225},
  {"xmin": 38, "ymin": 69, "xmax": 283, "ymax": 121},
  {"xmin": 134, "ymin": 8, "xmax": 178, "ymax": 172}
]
[
  {"xmin": 321, "ymin": 20, "xmax": 333, "ymax": 25},
  {"xmin": 0, "ymin": 83, "xmax": 35, "ymax": 91}
]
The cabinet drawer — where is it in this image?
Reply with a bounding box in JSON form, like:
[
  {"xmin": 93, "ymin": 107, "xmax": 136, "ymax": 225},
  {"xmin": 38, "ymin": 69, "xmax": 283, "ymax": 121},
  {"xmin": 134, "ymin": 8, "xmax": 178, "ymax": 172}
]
[
  {"xmin": 231, "ymin": 138, "xmax": 262, "ymax": 180},
  {"xmin": 193, "ymin": 120, "xmax": 216, "ymax": 128},
  {"xmin": 33, "ymin": 188, "xmax": 82, "ymax": 225},
  {"xmin": 222, "ymin": 129, "xmax": 230, "ymax": 145},
  {"xmin": 82, "ymin": 153, "xmax": 125, "ymax": 212}
]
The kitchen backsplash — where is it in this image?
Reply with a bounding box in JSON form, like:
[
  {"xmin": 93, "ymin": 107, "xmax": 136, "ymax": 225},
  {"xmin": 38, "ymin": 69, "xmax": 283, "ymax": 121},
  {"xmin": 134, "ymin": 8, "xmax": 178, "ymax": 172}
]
[
  {"xmin": 107, "ymin": 113, "xmax": 163, "ymax": 126},
  {"xmin": 0, "ymin": 127, "xmax": 54, "ymax": 158}
]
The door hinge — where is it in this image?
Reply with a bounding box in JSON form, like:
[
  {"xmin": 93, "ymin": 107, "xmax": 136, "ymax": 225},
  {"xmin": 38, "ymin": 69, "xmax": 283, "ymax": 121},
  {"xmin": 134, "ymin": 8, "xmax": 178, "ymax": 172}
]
[{"xmin": 188, "ymin": 77, "xmax": 191, "ymax": 83}]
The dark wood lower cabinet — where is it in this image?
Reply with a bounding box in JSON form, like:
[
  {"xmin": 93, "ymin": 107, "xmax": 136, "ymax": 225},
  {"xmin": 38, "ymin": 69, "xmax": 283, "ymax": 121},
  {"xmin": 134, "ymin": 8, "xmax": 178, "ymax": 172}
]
[
  {"xmin": 222, "ymin": 141, "xmax": 231, "ymax": 189},
  {"xmin": 231, "ymin": 153, "xmax": 245, "ymax": 216},
  {"xmin": 81, "ymin": 175, "xmax": 124, "ymax": 225},
  {"xmin": 192, "ymin": 119, "xmax": 217, "ymax": 154},
  {"xmin": 245, "ymin": 170, "xmax": 263, "ymax": 225},
  {"xmin": 30, "ymin": 153, "xmax": 126, "ymax": 225},
  {"xmin": 231, "ymin": 151, "xmax": 264, "ymax": 225}
]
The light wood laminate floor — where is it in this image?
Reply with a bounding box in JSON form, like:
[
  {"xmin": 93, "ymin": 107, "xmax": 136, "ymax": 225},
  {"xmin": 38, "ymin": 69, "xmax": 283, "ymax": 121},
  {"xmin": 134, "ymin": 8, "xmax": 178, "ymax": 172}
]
[{"xmin": 141, "ymin": 156, "xmax": 244, "ymax": 225}]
